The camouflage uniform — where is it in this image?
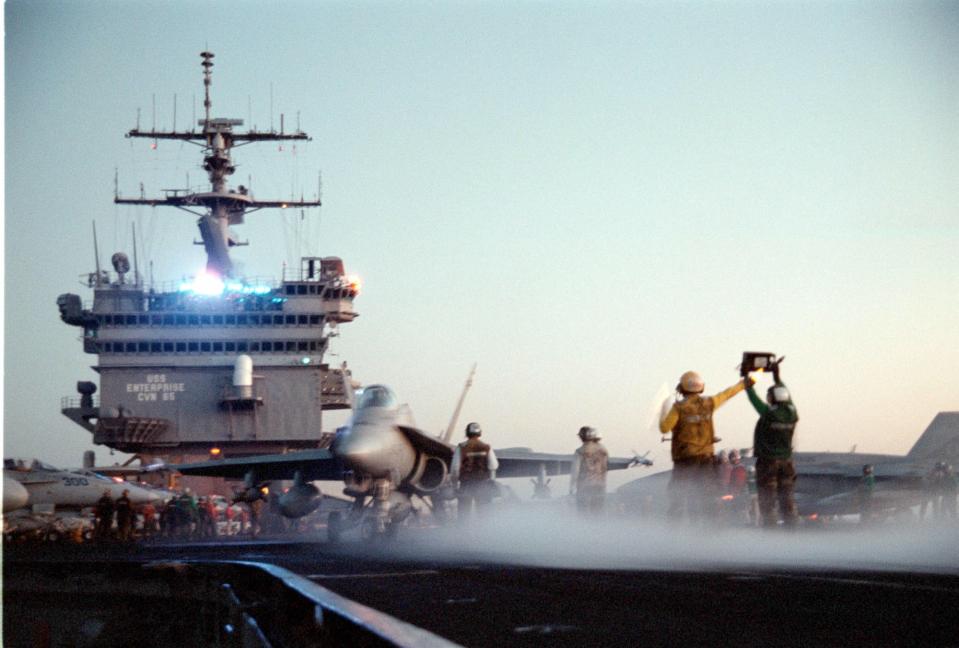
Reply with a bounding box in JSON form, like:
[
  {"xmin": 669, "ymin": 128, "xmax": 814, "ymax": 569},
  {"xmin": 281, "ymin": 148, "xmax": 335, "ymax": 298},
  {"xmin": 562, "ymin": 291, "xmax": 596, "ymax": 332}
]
[
  {"xmin": 571, "ymin": 440, "xmax": 609, "ymax": 515},
  {"xmin": 660, "ymin": 380, "xmax": 748, "ymax": 520},
  {"xmin": 747, "ymin": 383, "xmax": 799, "ymax": 527}
]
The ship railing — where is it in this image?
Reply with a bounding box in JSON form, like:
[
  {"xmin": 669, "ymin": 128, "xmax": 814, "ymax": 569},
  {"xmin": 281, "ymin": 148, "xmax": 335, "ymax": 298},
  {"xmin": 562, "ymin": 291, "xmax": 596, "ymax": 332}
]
[{"xmin": 61, "ymin": 396, "xmax": 100, "ymax": 410}]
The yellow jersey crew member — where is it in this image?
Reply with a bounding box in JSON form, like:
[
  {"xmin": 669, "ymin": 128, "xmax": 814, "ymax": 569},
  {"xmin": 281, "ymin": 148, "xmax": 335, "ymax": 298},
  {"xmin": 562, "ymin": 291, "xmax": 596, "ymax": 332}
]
[
  {"xmin": 570, "ymin": 426, "xmax": 609, "ymax": 515},
  {"xmin": 451, "ymin": 422, "xmax": 498, "ymax": 519},
  {"xmin": 660, "ymin": 370, "xmax": 750, "ymax": 520}
]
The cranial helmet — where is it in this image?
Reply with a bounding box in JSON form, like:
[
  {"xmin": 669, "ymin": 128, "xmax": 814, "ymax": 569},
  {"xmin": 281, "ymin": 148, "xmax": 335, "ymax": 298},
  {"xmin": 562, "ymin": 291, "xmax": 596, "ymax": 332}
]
[
  {"xmin": 767, "ymin": 385, "xmax": 791, "ymax": 404},
  {"xmin": 579, "ymin": 426, "xmax": 600, "ymax": 441},
  {"xmin": 678, "ymin": 371, "xmax": 704, "ymax": 394},
  {"xmin": 465, "ymin": 422, "xmax": 482, "ymax": 437}
]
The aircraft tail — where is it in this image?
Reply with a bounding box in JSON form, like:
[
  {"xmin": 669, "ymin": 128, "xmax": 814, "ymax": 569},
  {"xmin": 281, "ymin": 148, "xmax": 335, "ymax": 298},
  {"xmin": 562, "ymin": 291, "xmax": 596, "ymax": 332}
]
[{"xmin": 905, "ymin": 412, "xmax": 959, "ymax": 465}]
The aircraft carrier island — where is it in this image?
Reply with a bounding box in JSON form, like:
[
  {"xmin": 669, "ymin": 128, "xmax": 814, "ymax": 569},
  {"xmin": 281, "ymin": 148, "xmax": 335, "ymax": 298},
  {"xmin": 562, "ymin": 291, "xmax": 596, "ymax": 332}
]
[
  {"xmin": 56, "ymin": 51, "xmax": 358, "ymax": 462},
  {"xmin": 9, "ymin": 52, "xmax": 957, "ymax": 648}
]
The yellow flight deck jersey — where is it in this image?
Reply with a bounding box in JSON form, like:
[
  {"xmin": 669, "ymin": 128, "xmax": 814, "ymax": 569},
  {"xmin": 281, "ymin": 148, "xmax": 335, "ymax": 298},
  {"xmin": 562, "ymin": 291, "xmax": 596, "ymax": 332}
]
[{"xmin": 659, "ymin": 380, "xmax": 747, "ymax": 461}]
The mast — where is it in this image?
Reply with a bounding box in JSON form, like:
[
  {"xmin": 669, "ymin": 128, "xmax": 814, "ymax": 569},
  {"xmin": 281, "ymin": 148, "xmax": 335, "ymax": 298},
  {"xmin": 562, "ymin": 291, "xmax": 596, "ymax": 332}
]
[{"xmin": 115, "ymin": 51, "xmax": 321, "ymax": 278}]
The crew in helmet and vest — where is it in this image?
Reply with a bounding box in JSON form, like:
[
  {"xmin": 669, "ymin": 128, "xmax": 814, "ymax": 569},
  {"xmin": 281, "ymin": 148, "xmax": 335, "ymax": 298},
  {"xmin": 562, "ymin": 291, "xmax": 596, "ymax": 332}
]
[
  {"xmin": 659, "ymin": 370, "xmax": 751, "ymax": 520},
  {"xmin": 570, "ymin": 426, "xmax": 609, "ymax": 515},
  {"xmin": 451, "ymin": 422, "xmax": 499, "ymax": 519},
  {"xmin": 746, "ymin": 379, "xmax": 799, "ymax": 527}
]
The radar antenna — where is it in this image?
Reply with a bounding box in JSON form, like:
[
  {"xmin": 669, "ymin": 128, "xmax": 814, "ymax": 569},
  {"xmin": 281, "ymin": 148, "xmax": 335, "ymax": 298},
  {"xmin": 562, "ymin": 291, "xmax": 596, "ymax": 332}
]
[{"xmin": 115, "ymin": 52, "xmax": 321, "ymax": 277}]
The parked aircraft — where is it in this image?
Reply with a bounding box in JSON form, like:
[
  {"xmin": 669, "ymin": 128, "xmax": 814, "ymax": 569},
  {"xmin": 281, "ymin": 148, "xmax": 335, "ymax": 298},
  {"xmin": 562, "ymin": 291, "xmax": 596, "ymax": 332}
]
[
  {"xmin": 178, "ymin": 384, "xmax": 651, "ymax": 538},
  {"xmin": 3, "ymin": 476, "xmax": 29, "ymax": 512},
  {"xmin": 617, "ymin": 412, "xmax": 959, "ymax": 521},
  {"xmin": 3, "ymin": 458, "xmax": 167, "ymax": 511}
]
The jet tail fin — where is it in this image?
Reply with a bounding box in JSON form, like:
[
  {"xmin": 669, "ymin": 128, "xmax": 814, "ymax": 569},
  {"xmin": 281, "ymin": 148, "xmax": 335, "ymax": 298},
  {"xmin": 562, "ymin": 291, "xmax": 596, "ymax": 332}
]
[{"xmin": 905, "ymin": 412, "xmax": 959, "ymax": 465}]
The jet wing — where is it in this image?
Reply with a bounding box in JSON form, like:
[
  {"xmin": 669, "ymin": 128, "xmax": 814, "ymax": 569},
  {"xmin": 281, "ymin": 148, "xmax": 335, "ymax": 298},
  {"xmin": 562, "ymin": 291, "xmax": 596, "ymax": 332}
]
[
  {"xmin": 494, "ymin": 448, "xmax": 641, "ymax": 479},
  {"xmin": 175, "ymin": 449, "xmax": 342, "ymax": 482},
  {"xmin": 397, "ymin": 425, "xmax": 454, "ymax": 461}
]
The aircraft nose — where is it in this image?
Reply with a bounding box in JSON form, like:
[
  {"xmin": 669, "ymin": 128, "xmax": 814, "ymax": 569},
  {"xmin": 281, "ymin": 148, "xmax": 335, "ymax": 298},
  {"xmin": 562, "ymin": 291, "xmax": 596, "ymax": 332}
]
[{"xmin": 334, "ymin": 424, "xmax": 395, "ymax": 476}]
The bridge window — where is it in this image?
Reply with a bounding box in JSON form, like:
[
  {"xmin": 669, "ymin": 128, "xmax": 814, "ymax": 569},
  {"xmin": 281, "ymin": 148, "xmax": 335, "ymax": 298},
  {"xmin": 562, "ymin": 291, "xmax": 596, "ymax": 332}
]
[
  {"xmin": 138, "ymin": 342, "xmax": 149, "ymax": 353},
  {"xmin": 237, "ymin": 314, "xmax": 248, "ymax": 325},
  {"xmin": 163, "ymin": 342, "xmax": 174, "ymax": 353},
  {"xmin": 285, "ymin": 315, "xmax": 296, "ymax": 325},
  {"xmin": 226, "ymin": 315, "xmax": 236, "ymax": 325},
  {"xmin": 212, "ymin": 342, "xmax": 223, "ymax": 352},
  {"xmin": 151, "ymin": 315, "xmax": 162, "ymax": 326},
  {"xmin": 176, "ymin": 342, "xmax": 186, "ymax": 352},
  {"xmin": 286, "ymin": 341, "xmax": 297, "ymax": 352},
  {"xmin": 261, "ymin": 342, "xmax": 272, "ymax": 352},
  {"xmin": 150, "ymin": 342, "xmax": 161, "ymax": 353},
  {"xmin": 162, "ymin": 315, "xmax": 175, "ymax": 325},
  {"xmin": 310, "ymin": 315, "xmax": 321, "ymax": 325},
  {"xmin": 188, "ymin": 342, "xmax": 199, "ymax": 352},
  {"xmin": 250, "ymin": 342, "xmax": 260, "ymax": 352},
  {"xmin": 285, "ymin": 285, "xmax": 296, "ymax": 295},
  {"xmin": 175, "ymin": 315, "xmax": 186, "ymax": 325},
  {"xmin": 188, "ymin": 314, "xmax": 200, "ymax": 325},
  {"xmin": 297, "ymin": 285, "xmax": 307, "ymax": 295},
  {"xmin": 225, "ymin": 341, "xmax": 236, "ymax": 352},
  {"xmin": 200, "ymin": 315, "xmax": 212, "ymax": 325},
  {"xmin": 213, "ymin": 314, "xmax": 224, "ymax": 325},
  {"xmin": 248, "ymin": 315, "xmax": 260, "ymax": 325},
  {"xmin": 134, "ymin": 315, "xmax": 145, "ymax": 325}
]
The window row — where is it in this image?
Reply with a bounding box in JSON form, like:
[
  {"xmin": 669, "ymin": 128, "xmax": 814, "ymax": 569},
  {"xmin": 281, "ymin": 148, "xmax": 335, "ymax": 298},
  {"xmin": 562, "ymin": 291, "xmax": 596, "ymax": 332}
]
[
  {"xmin": 97, "ymin": 339, "xmax": 325, "ymax": 355},
  {"xmin": 98, "ymin": 313, "xmax": 325, "ymax": 328},
  {"xmin": 284, "ymin": 283, "xmax": 354, "ymax": 298}
]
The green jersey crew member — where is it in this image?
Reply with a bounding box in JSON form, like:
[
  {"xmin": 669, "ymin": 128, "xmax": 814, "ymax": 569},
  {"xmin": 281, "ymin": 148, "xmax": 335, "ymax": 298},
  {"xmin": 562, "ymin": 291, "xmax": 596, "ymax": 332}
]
[
  {"xmin": 746, "ymin": 379, "xmax": 800, "ymax": 527},
  {"xmin": 660, "ymin": 371, "xmax": 750, "ymax": 520}
]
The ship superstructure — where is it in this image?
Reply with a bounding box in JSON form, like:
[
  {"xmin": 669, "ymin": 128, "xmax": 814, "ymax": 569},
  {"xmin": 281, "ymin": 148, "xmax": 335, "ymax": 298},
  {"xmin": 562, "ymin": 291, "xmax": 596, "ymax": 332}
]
[{"xmin": 57, "ymin": 52, "xmax": 358, "ymax": 459}]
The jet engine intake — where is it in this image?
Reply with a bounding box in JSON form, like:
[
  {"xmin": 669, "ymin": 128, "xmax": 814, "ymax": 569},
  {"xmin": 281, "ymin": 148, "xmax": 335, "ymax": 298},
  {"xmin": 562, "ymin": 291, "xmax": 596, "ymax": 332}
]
[{"xmin": 411, "ymin": 455, "xmax": 448, "ymax": 493}]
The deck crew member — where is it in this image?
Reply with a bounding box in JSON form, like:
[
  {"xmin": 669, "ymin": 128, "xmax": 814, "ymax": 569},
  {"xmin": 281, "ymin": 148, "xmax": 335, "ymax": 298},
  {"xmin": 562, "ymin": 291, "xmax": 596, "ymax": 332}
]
[
  {"xmin": 747, "ymin": 380, "xmax": 799, "ymax": 528},
  {"xmin": 570, "ymin": 426, "xmax": 609, "ymax": 515},
  {"xmin": 115, "ymin": 489, "xmax": 134, "ymax": 541},
  {"xmin": 95, "ymin": 490, "xmax": 115, "ymax": 540},
  {"xmin": 660, "ymin": 371, "xmax": 750, "ymax": 521},
  {"xmin": 451, "ymin": 422, "xmax": 498, "ymax": 519}
]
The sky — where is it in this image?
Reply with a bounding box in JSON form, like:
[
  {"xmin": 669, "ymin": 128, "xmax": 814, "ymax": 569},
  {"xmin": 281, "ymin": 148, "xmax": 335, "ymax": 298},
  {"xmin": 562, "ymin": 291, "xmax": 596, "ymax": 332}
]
[{"xmin": 3, "ymin": 1, "xmax": 958, "ymax": 480}]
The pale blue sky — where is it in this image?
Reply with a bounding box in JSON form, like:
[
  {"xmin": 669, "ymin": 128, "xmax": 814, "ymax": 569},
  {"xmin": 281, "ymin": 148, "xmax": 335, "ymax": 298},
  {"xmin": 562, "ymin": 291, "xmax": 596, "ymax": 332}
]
[{"xmin": 4, "ymin": 1, "xmax": 958, "ymax": 473}]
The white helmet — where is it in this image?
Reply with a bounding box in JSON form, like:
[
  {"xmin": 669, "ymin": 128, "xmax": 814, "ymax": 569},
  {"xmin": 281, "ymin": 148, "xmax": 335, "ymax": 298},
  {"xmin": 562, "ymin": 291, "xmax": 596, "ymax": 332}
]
[
  {"xmin": 580, "ymin": 426, "xmax": 600, "ymax": 441},
  {"xmin": 767, "ymin": 385, "xmax": 791, "ymax": 404},
  {"xmin": 678, "ymin": 371, "xmax": 704, "ymax": 394}
]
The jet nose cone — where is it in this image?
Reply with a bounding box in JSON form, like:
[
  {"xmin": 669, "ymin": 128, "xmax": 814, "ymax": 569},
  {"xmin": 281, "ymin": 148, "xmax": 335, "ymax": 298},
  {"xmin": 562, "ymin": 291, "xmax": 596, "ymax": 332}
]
[
  {"xmin": 333, "ymin": 423, "xmax": 411, "ymax": 478},
  {"xmin": 3, "ymin": 477, "xmax": 29, "ymax": 512},
  {"xmin": 335, "ymin": 427, "xmax": 385, "ymax": 470}
]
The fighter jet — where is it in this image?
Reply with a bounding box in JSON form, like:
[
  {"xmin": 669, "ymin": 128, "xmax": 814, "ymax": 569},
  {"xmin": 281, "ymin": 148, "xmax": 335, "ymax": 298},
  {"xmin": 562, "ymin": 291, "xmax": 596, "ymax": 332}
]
[
  {"xmin": 3, "ymin": 457, "xmax": 167, "ymax": 511},
  {"xmin": 177, "ymin": 384, "xmax": 651, "ymax": 538},
  {"xmin": 617, "ymin": 411, "xmax": 959, "ymax": 521}
]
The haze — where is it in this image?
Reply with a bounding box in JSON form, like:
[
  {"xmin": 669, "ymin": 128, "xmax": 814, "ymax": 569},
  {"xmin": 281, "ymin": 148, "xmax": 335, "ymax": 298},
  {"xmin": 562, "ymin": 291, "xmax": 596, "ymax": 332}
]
[{"xmin": 4, "ymin": 1, "xmax": 957, "ymax": 479}]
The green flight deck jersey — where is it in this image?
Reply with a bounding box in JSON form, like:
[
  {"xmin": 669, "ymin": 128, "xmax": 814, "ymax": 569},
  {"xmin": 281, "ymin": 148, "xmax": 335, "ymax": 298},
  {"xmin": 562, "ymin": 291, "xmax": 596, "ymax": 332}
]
[{"xmin": 746, "ymin": 383, "xmax": 799, "ymax": 460}]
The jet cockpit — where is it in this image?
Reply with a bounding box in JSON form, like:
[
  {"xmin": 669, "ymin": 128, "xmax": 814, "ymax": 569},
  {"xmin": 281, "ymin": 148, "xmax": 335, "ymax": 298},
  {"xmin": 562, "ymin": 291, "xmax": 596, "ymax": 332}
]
[
  {"xmin": 4, "ymin": 458, "xmax": 60, "ymax": 473},
  {"xmin": 356, "ymin": 385, "xmax": 398, "ymax": 411}
]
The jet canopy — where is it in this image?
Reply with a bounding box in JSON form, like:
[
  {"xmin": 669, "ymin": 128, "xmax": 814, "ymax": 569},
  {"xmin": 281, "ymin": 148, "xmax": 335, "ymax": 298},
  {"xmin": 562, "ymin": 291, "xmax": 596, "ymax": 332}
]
[
  {"xmin": 4, "ymin": 458, "xmax": 60, "ymax": 472},
  {"xmin": 355, "ymin": 385, "xmax": 398, "ymax": 411}
]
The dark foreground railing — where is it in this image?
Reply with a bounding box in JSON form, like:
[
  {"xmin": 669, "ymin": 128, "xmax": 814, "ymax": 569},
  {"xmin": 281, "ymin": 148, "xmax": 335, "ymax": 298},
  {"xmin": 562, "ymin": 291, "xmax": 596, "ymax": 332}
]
[{"xmin": 2, "ymin": 559, "xmax": 460, "ymax": 648}]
